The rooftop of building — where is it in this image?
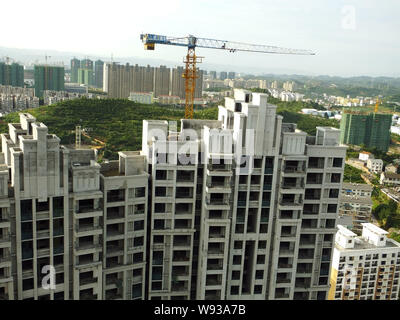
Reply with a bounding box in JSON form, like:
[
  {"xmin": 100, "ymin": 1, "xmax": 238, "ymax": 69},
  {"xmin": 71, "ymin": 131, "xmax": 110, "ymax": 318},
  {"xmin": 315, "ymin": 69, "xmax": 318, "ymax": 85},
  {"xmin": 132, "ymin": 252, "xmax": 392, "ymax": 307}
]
[
  {"xmin": 339, "ymin": 194, "xmax": 373, "ymax": 205},
  {"xmin": 336, "ymin": 223, "xmax": 400, "ymax": 252},
  {"xmin": 337, "ymin": 237, "xmax": 400, "ymax": 252},
  {"xmin": 342, "ymin": 182, "xmax": 373, "ymax": 191}
]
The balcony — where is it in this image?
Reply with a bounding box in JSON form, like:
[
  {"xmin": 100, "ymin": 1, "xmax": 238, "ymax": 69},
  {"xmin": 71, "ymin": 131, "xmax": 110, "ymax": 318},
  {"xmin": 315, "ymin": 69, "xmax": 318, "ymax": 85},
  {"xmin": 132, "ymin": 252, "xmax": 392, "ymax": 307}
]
[
  {"xmin": 37, "ymin": 248, "xmax": 50, "ymax": 257},
  {"xmin": 275, "ymin": 292, "xmax": 290, "ymax": 299},
  {"xmin": 75, "ymin": 242, "xmax": 102, "ymax": 252},
  {"xmin": 276, "ymin": 277, "xmax": 291, "ymax": 284},
  {"xmin": 75, "ymin": 224, "xmax": 102, "ymax": 235},
  {"xmin": 278, "ymin": 263, "xmax": 293, "ymax": 269},
  {"xmin": 283, "ymin": 166, "xmax": 305, "ymax": 174},
  {"xmin": 37, "ymin": 229, "xmax": 50, "ymax": 239},
  {"xmin": 80, "ymin": 277, "xmax": 98, "ymax": 286}
]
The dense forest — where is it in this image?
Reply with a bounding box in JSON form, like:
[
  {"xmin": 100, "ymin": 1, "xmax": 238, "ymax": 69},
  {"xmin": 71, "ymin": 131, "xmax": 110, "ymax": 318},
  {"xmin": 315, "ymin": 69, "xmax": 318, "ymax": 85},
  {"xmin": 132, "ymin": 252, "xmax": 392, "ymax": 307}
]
[{"xmin": 0, "ymin": 95, "xmax": 339, "ymax": 159}]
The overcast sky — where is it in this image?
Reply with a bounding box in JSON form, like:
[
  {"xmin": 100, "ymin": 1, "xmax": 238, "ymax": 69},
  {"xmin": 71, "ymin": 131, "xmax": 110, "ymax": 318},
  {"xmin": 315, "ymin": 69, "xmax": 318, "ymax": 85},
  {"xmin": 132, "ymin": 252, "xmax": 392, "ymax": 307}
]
[{"xmin": 1, "ymin": 0, "xmax": 399, "ymax": 77}]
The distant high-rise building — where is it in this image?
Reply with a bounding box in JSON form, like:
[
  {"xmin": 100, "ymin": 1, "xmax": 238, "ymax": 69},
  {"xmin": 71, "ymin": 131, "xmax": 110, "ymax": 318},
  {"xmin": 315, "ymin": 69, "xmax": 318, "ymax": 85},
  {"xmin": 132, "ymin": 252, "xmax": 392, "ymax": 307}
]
[
  {"xmin": 228, "ymin": 72, "xmax": 235, "ymax": 79},
  {"xmin": 70, "ymin": 58, "xmax": 80, "ymax": 83},
  {"xmin": 77, "ymin": 68, "xmax": 94, "ymax": 86},
  {"xmin": 170, "ymin": 66, "xmax": 185, "ymax": 99},
  {"xmin": 103, "ymin": 63, "xmax": 154, "ymax": 98},
  {"xmin": 283, "ymin": 81, "xmax": 295, "ymax": 92},
  {"xmin": 194, "ymin": 69, "xmax": 203, "ymax": 99},
  {"xmin": 143, "ymin": 65, "xmax": 154, "ymax": 93},
  {"xmin": 80, "ymin": 59, "xmax": 93, "ymax": 71},
  {"xmin": 153, "ymin": 65, "xmax": 170, "ymax": 97},
  {"xmin": 219, "ymin": 71, "xmax": 227, "ymax": 80},
  {"xmin": 0, "ymin": 62, "xmax": 24, "ymax": 87},
  {"xmin": 340, "ymin": 111, "xmax": 392, "ymax": 152},
  {"xmin": 209, "ymin": 71, "xmax": 217, "ymax": 80},
  {"xmin": 94, "ymin": 60, "xmax": 104, "ymax": 89},
  {"xmin": 34, "ymin": 65, "xmax": 64, "ymax": 98}
]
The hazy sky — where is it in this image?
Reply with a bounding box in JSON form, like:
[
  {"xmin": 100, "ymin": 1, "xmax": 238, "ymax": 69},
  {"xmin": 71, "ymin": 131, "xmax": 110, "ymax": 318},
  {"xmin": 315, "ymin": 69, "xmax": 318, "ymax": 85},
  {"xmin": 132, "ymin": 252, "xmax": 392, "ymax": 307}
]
[{"xmin": 1, "ymin": 0, "xmax": 399, "ymax": 76}]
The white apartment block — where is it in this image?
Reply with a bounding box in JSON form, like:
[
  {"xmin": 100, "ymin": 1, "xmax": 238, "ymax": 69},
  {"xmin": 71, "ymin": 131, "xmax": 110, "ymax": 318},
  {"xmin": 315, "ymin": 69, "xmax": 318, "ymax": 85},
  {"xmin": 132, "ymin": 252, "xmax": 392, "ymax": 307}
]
[
  {"xmin": 329, "ymin": 224, "xmax": 400, "ymax": 300},
  {"xmin": 380, "ymin": 172, "xmax": 400, "ymax": 186},
  {"xmin": 367, "ymin": 159, "xmax": 383, "ymax": 174}
]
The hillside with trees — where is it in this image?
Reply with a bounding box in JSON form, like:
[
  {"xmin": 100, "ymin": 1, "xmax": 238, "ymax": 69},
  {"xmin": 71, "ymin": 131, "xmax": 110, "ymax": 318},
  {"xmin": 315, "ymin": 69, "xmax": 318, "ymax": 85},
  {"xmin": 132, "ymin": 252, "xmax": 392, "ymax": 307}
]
[{"xmin": 0, "ymin": 95, "xmax": 339, "ymax": 159}]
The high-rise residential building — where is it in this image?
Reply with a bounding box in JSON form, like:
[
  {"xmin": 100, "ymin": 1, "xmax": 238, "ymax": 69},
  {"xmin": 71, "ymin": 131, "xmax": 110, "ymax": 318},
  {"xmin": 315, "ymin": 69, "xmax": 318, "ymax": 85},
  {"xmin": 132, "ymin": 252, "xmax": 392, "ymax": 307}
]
[
  {"xmin": 77, "ymin": 68, "xmax": 94, "ymax": 87},
  {"xmin": 170, "ymin": 67, "xmax": 185, "ymax": 99},
  {"xmin": 194, "ymin": 69, "xmax": 203, "ymax": 99},
  {"xmin": 94, "ymin": 60, "xmax": 104, "ymax": 89},
  {"xmin": 34, "ymin": 65, "xmax": 64, "ymax": 98},
  {"xmin": 228, "ymin": 72, "xmax": 235, "ymax": 80},
  {"xmin": 103, "ymin": 63, "xmax": 155, "ymax": 99},
  {"xmin": 70, "ymin": 58, "xmax": 80, "ymax": 83},
  {"xmin": 2, "ymin": 89, "xmax": 346, "ymax": 300},
  {"xmin": 143, "ymin": 65, "xmax": 154, "ymax": 93},
  {"xmin": 80, "ymin": 59, "xmax": 94, "ymax": 71},
  {"xmin": 340, "ymin": 112, "xmax": 392, "ymax": 152},
  {"xmin": 328, "ymin": 224, "xmax": 400, "ymax": 300},
  {"xmin": 283, "ymin": 81, "xmax": 296, "ymax": 92},
  {"xmin": 143, "ymin": 89, "xmax": 346, "ymax": 300},
  {"xmin": 0, "ymin": 113, "xmax": 148, "ymax": 300},
  {"xmin": 0, "ymin": 62, "xmax": 24, "ymax": 87},
  {"xmin": 219, "ymin": 72, "xmax": 227, "ymax": 81},
  {"xmin": 209, "ymin": 71, "xmax": 217, "ymax": 80},
  {"xmin": 153, "ymin": 66, "xmax": 170, "ymax": 97}
]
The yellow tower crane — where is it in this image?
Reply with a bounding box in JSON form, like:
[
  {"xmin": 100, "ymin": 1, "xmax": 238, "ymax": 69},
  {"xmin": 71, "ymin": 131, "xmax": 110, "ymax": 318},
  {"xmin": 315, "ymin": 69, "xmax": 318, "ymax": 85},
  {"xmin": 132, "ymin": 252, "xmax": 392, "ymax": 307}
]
[{"xmin": 140, "ymin": 34, "xmax": 315, "ymax": 119}]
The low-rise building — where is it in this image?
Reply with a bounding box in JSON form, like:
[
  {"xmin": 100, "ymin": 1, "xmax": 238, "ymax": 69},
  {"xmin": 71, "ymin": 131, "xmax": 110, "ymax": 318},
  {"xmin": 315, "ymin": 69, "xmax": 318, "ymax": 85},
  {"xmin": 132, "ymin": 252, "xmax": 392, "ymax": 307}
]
[
  {"xmin": 367, "ymin": 159, "xmax": 383, "ymax": 174},
  {"xmin": 328, "ymin": 224, "xmax": 400, "ymax": 300},
  {"xmin": 359, "ymin": 152, "xmax": 373, "ymax": 162},
  {"xmin": 129, "ymin": 92, "xmax": 154, "ymax": 104},
  {"xmin": 380, "ymin": 172, "xmax": 400, "ymax": 186},
  {"xmin": 341, "ymin": 182, "xmax": 373, "ymax": 198},
  {"xmin": 338, "ymin": 195, "xmax": 373, "ymax": 234},
  {"xmin": 385, "ymin": 164, "xmax": 399, "ymax": 174}
]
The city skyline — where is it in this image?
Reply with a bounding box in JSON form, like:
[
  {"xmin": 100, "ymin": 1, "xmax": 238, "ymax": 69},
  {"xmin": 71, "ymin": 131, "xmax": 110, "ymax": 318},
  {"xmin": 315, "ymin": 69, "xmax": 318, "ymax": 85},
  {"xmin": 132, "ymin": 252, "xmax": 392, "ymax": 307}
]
[{"xmin": 0, "ymin": 0, "xmax": 399, "ymax": 77}]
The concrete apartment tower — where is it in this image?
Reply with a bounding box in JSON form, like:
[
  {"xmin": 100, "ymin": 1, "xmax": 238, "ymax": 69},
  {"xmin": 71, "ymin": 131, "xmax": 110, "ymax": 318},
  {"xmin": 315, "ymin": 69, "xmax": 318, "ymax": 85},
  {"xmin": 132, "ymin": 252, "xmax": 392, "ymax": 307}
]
[
  {"xmin": 0, "ymin": 113, "xmax": 148, "ymax": 300},
  {"xmin": 142, "ymin": 89, "xmax": 346, "ymax": 300},
  {"xmin": 1, "ymin": 89, "xmax": 346, "ymax": 300},
  {"xmin": 153, "ymin": 66, "xmax": 170, "ymax": 97},
  {"xmin": 170, "ymin": 67, "xmax": 185, "ymax": 99}
]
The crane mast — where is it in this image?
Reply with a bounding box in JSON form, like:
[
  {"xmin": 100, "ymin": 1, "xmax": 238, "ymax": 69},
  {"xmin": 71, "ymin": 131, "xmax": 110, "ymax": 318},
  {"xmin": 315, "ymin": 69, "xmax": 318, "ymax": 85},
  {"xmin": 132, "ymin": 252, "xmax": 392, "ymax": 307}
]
[{"xmin": 140, "ymin": 33, "xmax": 315, "ymax": 119}]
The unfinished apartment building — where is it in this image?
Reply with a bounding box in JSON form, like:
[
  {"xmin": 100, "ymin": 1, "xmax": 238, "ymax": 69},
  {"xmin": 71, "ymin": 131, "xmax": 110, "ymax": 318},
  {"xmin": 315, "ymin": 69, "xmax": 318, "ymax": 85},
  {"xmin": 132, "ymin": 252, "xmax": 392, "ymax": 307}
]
[
  {"xmin": 0, "ymin": 113, "xmax": 148, "ymax": 300},
  {"xmin": 142, "ymin": 89, "xmax": 346, "ymax": 300},
  {"xmin": 142, "ymin": 120, "xmax": 199, "ymax": 300}
]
